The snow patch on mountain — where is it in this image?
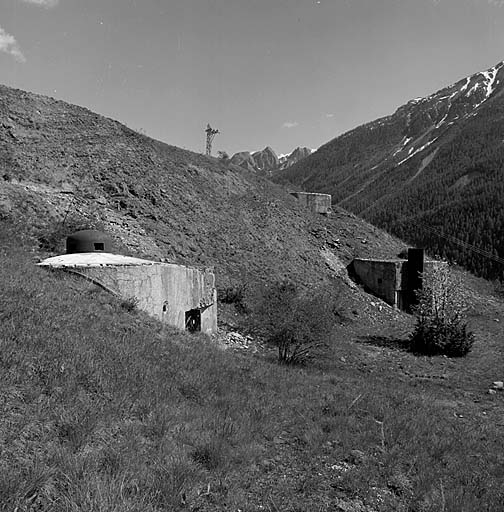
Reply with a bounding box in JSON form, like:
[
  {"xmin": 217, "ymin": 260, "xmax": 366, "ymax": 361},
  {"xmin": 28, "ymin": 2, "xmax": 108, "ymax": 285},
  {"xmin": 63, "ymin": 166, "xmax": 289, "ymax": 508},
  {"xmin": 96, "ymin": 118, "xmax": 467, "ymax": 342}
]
[
  {"xmin": 392, "ymin": 136, "xmax": 412, "ymax": 157},
  {"xmin": 397, "ymin": 137, "xmax": 438, "ymax": 166},
  {"xmin": 460, "ymin": 77, "xmax": 471, "ymax": 93},
  {"xmin": 464, "ymin": 61, "xmax": 503, "ymax": 109}
]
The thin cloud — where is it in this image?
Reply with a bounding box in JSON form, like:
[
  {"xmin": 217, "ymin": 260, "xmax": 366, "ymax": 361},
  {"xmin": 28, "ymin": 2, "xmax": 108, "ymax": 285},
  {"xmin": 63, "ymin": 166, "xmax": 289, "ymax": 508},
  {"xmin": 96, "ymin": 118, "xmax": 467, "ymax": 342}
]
[
  {"xmin": 1, "ymin": 0, "xmax": 60, "ymax": 63},
  {"xmin": 0, "ymin": 26, "xmax": 26, "ymax": 63},
  {"xmin": 282, "ymin": 121, "xmax": 299, "ymax": 129},
  {"xmin": 325, "ymin": 113, "xmax": 335, "ymax": 118},
  {"xmin": 20, "ymin": 0, "xmax": 59, "ymax": 7}
]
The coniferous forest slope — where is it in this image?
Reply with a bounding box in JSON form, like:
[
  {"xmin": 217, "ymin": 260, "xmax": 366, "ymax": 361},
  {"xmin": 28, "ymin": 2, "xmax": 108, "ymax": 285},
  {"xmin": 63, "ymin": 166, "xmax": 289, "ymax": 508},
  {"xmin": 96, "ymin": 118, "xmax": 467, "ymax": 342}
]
[{"xmin": 275, "ymin": 61, "xmax": 504, "ymax": 280}]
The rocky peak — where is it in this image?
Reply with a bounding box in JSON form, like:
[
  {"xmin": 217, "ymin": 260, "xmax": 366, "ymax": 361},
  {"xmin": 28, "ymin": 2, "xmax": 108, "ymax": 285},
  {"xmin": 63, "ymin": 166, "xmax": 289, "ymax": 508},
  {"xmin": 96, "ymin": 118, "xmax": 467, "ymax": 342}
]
[
  {"xmin": 230, "ymin": 146, "xmax": 313, "ymax": 173},
  {"xmin": 251, "ymin": 147, "xmax": 279, "ymax": 172}
]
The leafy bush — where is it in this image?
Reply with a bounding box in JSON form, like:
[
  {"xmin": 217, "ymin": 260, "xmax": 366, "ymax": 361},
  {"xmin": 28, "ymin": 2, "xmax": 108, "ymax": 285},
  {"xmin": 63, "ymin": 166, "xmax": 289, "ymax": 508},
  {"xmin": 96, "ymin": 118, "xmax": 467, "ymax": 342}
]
[
  {"xmin": 218, "ymin": 284, "xmax": 247, "ymax": 312},
  {"xmin": 410, "ymin": 265, "xmax": 475, "ymax": 357},
  {"xmin": 248, "ymin": 280, "xmax": 338, "ymax": 365}
]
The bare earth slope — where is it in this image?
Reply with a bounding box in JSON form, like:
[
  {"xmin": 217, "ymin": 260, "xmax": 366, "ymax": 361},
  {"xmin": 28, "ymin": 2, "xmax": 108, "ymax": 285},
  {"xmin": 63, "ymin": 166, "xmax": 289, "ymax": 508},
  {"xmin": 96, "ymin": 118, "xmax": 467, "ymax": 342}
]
[{"xmin": 0, "ymin": 83, "xmax": 404, "ymax": 302}]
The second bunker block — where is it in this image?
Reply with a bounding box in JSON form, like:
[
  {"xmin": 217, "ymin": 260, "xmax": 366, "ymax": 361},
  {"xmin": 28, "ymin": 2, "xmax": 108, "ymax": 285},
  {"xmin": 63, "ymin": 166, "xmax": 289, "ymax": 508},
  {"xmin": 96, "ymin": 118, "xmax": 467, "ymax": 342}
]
[{"xmin": 290, "ymin": 192, "xmax": 332, "ymax": 215}]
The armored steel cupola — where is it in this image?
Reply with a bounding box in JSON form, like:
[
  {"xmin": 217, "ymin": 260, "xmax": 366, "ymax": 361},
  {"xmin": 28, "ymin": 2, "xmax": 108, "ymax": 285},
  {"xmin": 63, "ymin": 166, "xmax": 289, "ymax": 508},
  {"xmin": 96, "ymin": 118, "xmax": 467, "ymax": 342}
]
[{"xmin": 66, "ymin": 230, "xmax": 114, "ymax": 254}]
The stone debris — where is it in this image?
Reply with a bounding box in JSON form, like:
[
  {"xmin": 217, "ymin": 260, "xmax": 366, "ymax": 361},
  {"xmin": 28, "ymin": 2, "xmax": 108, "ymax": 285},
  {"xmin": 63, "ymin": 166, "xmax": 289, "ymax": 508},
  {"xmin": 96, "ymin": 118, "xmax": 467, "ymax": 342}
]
[
  {"xmin": 330, "ymin": 462, "xmax": 352, "ymax": 473},
  {"xmin": 225, "ymin": 331, "xmax": 254, "ymax": 350},
  {"xmin": 213, "ymin": 329, "xmax": 268, "ymax": 354},
  {"xmin": 488, "ymin": 381, "xmax": 503, "ymax": 394}
]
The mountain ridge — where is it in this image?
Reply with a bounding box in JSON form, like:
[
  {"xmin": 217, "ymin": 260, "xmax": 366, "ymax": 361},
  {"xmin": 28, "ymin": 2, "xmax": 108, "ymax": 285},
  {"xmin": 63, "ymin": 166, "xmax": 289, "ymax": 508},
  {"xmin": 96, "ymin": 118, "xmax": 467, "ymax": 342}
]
[
  {"xmin": 230, "ymin": 146, "xmax": 313, "ymax": 174},
  {"xmin": 274, "ymin": 60, "xmax": 504, "ymax": 280}
]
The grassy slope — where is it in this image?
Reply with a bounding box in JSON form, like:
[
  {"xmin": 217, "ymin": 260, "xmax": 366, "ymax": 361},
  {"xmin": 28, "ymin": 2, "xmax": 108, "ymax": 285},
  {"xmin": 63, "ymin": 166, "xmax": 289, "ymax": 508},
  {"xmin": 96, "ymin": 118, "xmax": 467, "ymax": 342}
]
[{"xmin": 2, "ymin": 226, "xmax": 504, "ymax": 511}]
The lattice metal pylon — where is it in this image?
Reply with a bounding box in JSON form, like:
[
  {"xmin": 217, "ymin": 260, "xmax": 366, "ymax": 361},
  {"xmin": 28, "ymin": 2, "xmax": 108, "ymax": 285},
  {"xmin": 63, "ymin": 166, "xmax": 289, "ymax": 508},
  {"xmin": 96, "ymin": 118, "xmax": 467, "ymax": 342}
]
[{"xmin": 205, "ymin": 124, "xmax": 219, "ymax": 156}]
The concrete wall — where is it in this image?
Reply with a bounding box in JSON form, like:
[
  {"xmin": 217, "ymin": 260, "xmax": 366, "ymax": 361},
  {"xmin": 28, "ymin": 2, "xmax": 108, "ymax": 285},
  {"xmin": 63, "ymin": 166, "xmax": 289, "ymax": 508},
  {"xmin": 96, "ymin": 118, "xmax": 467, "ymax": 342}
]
[
  {"xmin": 68, "ymin": 263, "xmax": 217, "ymax": 334},
  {"xmin": 352, "ymin": 258, "xmax": 444, "ymax": 310},
  {"xmin": 353, "ymin": 259, "xmax": 403, "ymax": 306},
  {"xmin": 291, "ymin": 192, "xmax": 332, "ymax": 215}
]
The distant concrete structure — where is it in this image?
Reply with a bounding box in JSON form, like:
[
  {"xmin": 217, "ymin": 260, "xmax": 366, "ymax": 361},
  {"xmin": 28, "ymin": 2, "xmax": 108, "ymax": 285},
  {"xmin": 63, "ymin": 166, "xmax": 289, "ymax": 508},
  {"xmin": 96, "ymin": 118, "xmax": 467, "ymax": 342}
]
[
  {"xmin": 39, "ymin": 248, "xmax": 217, "ymax": 335},
  {"xmin": 290, "ymin": 192, "xmax": 332, "ymax": 215},
  {"xmin": 66, "ymin": 229, "xmax": 114, "ymax": 254},
  {"xmin": 352, "ymin": 250, "xmax": 442, "ymax": 312}
]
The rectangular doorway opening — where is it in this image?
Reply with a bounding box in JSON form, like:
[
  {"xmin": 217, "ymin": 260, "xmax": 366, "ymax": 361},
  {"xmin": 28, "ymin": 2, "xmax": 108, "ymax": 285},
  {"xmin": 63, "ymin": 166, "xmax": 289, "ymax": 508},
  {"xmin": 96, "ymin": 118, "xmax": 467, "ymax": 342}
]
[
  {"xmin": 94, "ymin": 242, "xmax": 104, "ymax": 251},
  {"xmin": 185, "ymin": 309, "xmax": 201, "ymax": 332}
]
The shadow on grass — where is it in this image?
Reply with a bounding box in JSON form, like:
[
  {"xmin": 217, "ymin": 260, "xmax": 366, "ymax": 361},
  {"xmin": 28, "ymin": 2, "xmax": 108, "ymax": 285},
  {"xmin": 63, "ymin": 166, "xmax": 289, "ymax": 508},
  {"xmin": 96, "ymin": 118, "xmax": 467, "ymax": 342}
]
[{"xmin": 358, "ymin": 335, "xmax": 412, "ymax": 353}]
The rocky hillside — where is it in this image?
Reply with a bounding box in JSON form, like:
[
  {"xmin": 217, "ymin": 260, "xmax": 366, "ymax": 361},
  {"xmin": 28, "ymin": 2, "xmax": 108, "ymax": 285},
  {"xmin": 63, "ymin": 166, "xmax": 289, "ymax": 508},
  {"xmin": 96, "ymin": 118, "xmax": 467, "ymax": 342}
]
[
  {"xmin": 0, "ymin": 83, "xmax": 405, "ymax": 311},
  {"xmin": 275, "ymin": 61, "xmax": 504, "ymax": 280},
  {"xmin": 230, "ymin": 146, "xmax": 313, "ymax": 174}
]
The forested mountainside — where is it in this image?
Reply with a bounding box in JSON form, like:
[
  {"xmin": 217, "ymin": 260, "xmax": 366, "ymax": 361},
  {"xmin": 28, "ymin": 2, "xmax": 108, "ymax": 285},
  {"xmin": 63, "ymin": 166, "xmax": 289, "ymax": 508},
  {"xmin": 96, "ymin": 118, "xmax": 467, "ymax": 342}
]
[{"xmin": 274, "ymin": 61, "xmax": 504, "ymax": 280}]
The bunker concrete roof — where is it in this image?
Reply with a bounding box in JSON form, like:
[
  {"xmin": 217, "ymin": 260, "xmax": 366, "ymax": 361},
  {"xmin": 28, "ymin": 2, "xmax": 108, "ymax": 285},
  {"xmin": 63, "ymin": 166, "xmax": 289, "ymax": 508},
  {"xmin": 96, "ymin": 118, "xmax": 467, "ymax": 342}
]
[
  {"xmin": 353, "ymin": 258, "xmax": 405, "ymax": 263},
  {"xmin": 292, "ymin": 191, "xmax": 331, "ymax": 197},
  {"xmin": 38, "ymin": 252, "xmax": 160, "ymax": 268}
]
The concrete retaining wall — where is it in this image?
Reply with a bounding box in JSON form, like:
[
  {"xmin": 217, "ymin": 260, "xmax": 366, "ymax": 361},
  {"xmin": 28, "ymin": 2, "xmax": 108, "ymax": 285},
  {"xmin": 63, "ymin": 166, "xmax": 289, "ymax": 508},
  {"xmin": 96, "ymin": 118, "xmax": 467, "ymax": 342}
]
[
  {"xmin": 352, "ymin": 258, "xmax": 444, "ymax": 310},
  {"xmin": 70, "ymin": 263, "xmax": 217, "ymax": 334},
  {"xmin": 353, "ymin": 259, "xmax": 403, "ymax": 306}
]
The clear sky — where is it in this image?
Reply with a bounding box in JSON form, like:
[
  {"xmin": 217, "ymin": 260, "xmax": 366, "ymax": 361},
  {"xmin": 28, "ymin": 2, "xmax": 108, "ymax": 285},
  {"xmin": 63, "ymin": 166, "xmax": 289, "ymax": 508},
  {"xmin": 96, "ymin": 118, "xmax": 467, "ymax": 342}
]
[{"xmin": 1, "ymin": 0, "xmax": 504, "ymax": 156}]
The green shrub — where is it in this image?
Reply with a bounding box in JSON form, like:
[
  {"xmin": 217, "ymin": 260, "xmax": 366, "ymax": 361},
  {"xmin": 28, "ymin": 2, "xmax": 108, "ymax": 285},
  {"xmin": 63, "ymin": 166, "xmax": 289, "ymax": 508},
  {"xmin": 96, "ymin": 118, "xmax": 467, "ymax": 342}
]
[
  {"xmin": 218, "ymin": 284, "xmax": 248, "ymax": 312},
  {"xmin": 410, "ymin": 265, "xmax": 475, "ymax": 357},
  {"xmin": 248, "ymin": 280, "xmax": 338, "ymax": 365}
]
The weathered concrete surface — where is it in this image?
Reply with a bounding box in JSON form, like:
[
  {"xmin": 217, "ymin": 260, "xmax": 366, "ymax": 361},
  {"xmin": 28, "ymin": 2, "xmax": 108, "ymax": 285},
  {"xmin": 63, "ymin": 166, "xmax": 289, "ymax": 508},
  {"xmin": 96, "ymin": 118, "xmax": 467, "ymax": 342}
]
[
  {"xmin": 39, "ymin": 253, "xmax": 157, "ymax": 267},
  {"xmin": 353, "ymin": 259, "xmax": 403, "ymax": 306},
  {"xmin": 352, "ymin": 258, "xmax": 443, "ymax": 310},
  {"xmin": 39, "ymin": 253, "xmax": 217, "ymax": 334},
  {"xmin": 290, "ymin": 192, "xmax": 332, "ymax": 215}
]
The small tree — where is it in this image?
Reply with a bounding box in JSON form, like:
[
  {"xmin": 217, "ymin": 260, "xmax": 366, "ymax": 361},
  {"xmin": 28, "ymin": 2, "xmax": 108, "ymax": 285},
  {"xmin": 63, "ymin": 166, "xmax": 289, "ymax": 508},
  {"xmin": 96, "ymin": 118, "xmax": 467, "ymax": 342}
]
[
  {"xmin": 410, "ymin": 265, "xmax": 474, "ymax": 357},
  {"xmin": 217, "ymin": 151, "xmax": 230, "ymax": 161},
  {"xmin": 249, "ymin": 280, "xmax": 338, "ymax": 365}
]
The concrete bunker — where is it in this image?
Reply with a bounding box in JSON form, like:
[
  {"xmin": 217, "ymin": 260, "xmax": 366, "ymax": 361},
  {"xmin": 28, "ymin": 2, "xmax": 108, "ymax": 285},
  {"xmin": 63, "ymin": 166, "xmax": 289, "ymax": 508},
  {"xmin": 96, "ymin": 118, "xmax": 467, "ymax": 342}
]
[
  {"xmin": 290, "ymin": 192, "xmax": 332, "ymax": 215},
  {"xmin": 39, "ymin": 233, "xmax": 217, "ymax": 334},
  {"xmin": 66, "ymin": 229, "xmax": 114, "ymax": 254},
  {"xmin": 351, "ymin": 249, "xmax": 444, "ymax": 312}
]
